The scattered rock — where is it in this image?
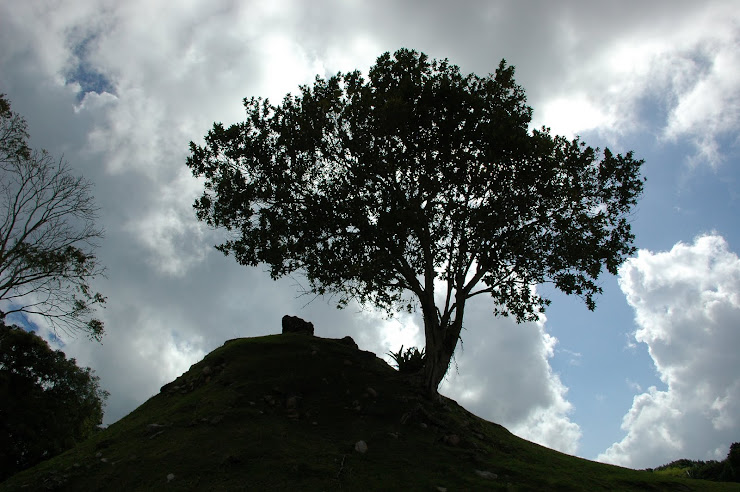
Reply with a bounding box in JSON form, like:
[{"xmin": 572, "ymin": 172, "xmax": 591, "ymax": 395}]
[
  {"xmin": 351, "ymin": 399, "xmax": 362, "ymax": 412},
  {"xmin": 366, "ymin": 387, "xmax": 378, "ymax": 398},
  {"xmin": 281, "ymin": 315, "xmax": 314, "ymax": 335},
  {"xmin": 166, "ymin": 473, "xmax": 175, "ymax": 483},
  {"xmin": 443, "ymin": 434, "xmax": 461, "ymax": 446},
  {"xmin": 419, "ymin": 423, "xmax": 428, "ymax": 429},
  {"xmin": 475, "ymin": 470, "xmax": 498, "ymax": 480},
  {"xmin": 146, "ymin": 423, "xmax": 168, "ymax": 438},
  {"xmin": 437, "ymin": 487, "xmax": 448, "ymax": 492},
  {"xmin": 286, "ymin": 396, "xmax": 300, "ymax": 409},
  {"xmin": 354, "ymin": 440, "xmax": 368, "ymax": 454},
  {"xmin": 210, "ymin": 414, "xmax": 224, "ymax": 424}
]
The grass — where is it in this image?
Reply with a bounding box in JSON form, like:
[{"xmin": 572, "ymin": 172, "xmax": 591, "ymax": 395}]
[{"xmin": 1, "ymin": 333, "xmax": 738, "ymax": 491}]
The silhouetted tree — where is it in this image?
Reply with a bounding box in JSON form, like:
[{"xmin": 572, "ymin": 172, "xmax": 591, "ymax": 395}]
[
  {"xmin": 187, "ymin": 49, "xmax": 644, "ymax": 394},
  {"xmin": 0, "ymin": 321, "xmax": 107, "ymax": 480},
  {"xmin": 0, "ymin": 95, "xmax": 105, "ymax": 340}
]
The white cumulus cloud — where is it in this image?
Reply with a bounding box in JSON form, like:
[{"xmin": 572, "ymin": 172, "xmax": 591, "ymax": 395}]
[
  {"xmin": 599, "ymin": 235, "xmax": 740, "ymax": 468},
  {"xmin": 440, "ymin": 297, "xmax": 581, "ymax": 455}
]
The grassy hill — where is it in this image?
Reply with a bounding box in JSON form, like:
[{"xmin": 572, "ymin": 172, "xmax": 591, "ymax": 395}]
[{"xmin": 2, "ymin": 333, "xmax": 738, "ymax": 491}]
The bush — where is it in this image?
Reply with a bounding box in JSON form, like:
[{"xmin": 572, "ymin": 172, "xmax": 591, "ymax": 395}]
[
  {"xmin": 651, "ymin": 442, "xmax": 740, "ymax": 483},
  {"xmin": 387, "ymin": 345, "xmax": 425, "ymax": 374},
  {"xmin": 0, "ymin": 321, "xmax": 108, "ymax": 481}
]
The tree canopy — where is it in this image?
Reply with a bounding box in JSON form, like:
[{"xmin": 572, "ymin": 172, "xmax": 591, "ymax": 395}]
[
  {"xmin": 187, "ymin": 48, "xmax": 644, "ymax": 392},
  {"xmin": 0, "ymin": 321, "xmax": 108, "ymax": 480},
  {"xmin": 0, "ymin": 95, "xmax": 105, "ymax": 340}
]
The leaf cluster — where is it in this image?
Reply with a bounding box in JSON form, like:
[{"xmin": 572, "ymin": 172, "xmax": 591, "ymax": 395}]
[
  {"xmin": 387, "ymin": 345, "xmax": 426, "ymax": 373},
  {"xmin": 0, "ymin": 321, "xmax": 108, "ymax": 481},
  {"xmin": 187, "ymin": 48, "xmax": 644, "ymax": 324}
]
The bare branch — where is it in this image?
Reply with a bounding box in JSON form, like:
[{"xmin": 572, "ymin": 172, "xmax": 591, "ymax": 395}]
[{"xmin": 0, "ymin": 95, "xmax": 105, "ymax": 340}]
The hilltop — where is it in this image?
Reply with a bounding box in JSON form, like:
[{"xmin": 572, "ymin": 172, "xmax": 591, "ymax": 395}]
[{"xmin": 1, "ymin": 333, "xmax": 737, "ymax": 491}]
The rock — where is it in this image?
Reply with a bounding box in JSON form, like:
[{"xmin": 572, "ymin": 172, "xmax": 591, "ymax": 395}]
[
  {"xmin": 286, "ymin": 396, "xmax": 300, "ymax": 409},
  {"xmin": 443, "ymin": 434, "xmax": 461, "ymax": 446},
  {"xmin": 437, "ymin": 487, "xmax": 448, "ymax": 492},
  {"xmin": 281, "ymin": 315, "xmax": 314, "ymax": 335},
  {"xmin": 354, "ymin": 440, "xmax": 368, "ymax": 453},
  {"xmin": 366, "ymin": 387, "xmax": 378, "ymax": 398},
  {"xmin": 166, "ymin": 473, "xmax": 175, "ymax": 483},
  {"xmin": 202, "ymin": 365, "xmax": 212, "ymax": 376},
  {"xmin": 475, "ymin": 470, "xmax": 498, "ymax": 480},
  {"xmin": 338, "ymin": 336, "xmax": 358, "ymax": 349}
]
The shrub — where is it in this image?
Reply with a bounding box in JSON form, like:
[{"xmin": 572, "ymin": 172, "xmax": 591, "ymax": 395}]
[{"xmin": 387, "ymin": 345, "xmax": 425, "ymax": 374}]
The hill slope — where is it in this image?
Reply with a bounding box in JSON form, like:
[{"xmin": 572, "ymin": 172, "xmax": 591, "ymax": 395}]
[{"xmin": 1, "ymin": 334, "xmax": 738, "ymax": 491}]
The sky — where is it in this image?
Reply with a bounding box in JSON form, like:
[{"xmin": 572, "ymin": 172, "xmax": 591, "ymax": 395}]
[{"xmin": 1, "ymin": 0, "xmax": 739, "ymax": 470}]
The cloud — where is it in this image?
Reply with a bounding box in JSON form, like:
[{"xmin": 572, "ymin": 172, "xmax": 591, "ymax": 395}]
[
  {"xmin": 599, "ymin": 235, "xmax": 740, "ymax": 468},
  {"xmin": 529, "ymin": 1, "xmax": 740, "ymax": 166},
  {"xmin": 439, "ymin": 297, "xmax": 581, "ymax": 455},
  {"xmin": 3, "ymin": 0, "xmax": 737, "ymax": 464}
]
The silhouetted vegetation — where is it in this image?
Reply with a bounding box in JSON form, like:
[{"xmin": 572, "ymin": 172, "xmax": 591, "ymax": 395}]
[
  {"xmin": 188, "ymin": 48, "xmax": 645, "ymax": 395},
  {"xmin": 649, "ymin": 443, "xmax": 740, "ymax": 483},
  {"xmin": 0, "ymin": 321, "xmax": 108, "ymax": 481},
  {"xmin": 0, "ymin": 95, "xmax": 105, "ymax": 340},
  {"xmin": 387, "ymin": 345, "xmax": 425, "ymax": 373}
]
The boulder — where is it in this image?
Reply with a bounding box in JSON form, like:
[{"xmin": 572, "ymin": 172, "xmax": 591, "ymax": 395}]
[
  {"xmin": 281, "ymin": 315, "xmax": 314, "ymax": 335},
  {"xmin": 338, "ymin": 335, "xmax": 358, "ymax": 349}
]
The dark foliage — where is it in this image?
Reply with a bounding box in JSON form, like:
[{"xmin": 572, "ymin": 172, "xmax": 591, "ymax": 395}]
[
  {"xmin": 387, "ymin": 345, "xmax": 426, "ymax": 373},
  {"xmin": 187, "ymin": 48, "xmax": 644, "ymax": 393},
  {"xmin": 651, "ymin": 443, "xmax": 740, "ymax": 482},
  {"xmin": 0, "ymin": 321, "xmax": 108, "ymax": 481}
]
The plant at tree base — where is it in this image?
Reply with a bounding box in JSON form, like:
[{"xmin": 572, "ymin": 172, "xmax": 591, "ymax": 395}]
[
  {"xmin": 187, "ymin": 48, "xmax": 644, "ymax": 395},
  {"xmin": 387, "ymin": 345, "xmax": 426, "ymax": 374}
]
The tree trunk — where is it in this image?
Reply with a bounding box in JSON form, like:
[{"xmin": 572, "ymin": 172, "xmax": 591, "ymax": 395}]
[{"xmin": 420, "ymin": 302, "xmax": 464, "ymax": 396}]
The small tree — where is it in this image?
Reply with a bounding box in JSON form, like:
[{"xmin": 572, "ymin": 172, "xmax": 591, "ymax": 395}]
[
  {"xmin": 0, "ymin": 321, "xmax": 108, "ymax": 480},
  {"xmin": 0, "ymin": 95, "xmax": 105, "ymax": 340},
  {"xmin": 187, "ymin": 49, "xmax": 644, "ymax": 394}
]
